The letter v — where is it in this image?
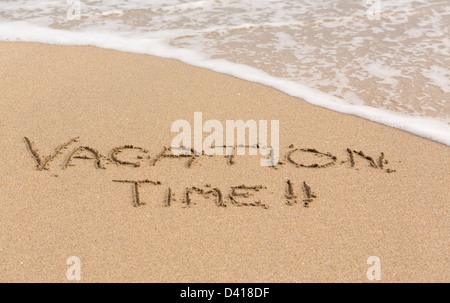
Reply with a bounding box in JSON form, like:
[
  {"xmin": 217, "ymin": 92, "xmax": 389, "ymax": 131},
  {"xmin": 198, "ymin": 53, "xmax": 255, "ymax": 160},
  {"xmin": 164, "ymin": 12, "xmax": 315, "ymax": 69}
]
[{"xmin": 24, "ymin": 136, "xmax": 79, "ymax": 170}]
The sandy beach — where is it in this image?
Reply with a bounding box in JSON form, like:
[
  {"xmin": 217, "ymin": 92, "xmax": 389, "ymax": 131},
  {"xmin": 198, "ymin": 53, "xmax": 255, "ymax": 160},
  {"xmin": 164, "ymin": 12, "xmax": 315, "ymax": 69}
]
[{"xmin": 0, "ymin": 42, "xmax": 448, "ymax": 282}]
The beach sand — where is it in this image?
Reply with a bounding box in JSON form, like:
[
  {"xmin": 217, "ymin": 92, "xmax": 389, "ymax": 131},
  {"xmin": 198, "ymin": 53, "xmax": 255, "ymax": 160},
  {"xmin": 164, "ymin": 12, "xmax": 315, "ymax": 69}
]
[{"xmin": 0, "ymin": 42, "xmax": 448, "ymax": 282}]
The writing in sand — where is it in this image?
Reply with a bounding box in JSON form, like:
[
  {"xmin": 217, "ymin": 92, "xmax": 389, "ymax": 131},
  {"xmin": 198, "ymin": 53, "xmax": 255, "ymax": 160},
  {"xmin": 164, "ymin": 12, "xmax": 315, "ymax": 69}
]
[{"xmin": 23, "ymin": 136, "xmax": 397, "ymax": 209}]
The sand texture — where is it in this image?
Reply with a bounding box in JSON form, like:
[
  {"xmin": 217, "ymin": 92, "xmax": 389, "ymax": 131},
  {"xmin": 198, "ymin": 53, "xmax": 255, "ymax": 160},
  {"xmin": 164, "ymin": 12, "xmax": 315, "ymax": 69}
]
[{"xmin": 0, "ymin": 42, "xmax": 448, "ymax": 282}]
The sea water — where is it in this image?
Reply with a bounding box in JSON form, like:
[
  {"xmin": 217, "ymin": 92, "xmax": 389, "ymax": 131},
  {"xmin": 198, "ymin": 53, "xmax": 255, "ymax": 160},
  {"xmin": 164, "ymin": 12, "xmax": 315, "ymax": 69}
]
[{"xmin": 0, "ymin": 0, "xmax": 449, "ymax": 144}]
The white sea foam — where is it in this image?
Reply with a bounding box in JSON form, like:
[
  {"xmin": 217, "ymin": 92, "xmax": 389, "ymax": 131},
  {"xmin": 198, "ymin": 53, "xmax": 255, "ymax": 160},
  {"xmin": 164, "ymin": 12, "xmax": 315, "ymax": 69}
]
[
  {"xmin": 0, "ymin": 1, "xmax": 449, "ymax": 145},
  {"xmin": 422, "ymin": 66, "xmax": 450, "ymax": 93}
]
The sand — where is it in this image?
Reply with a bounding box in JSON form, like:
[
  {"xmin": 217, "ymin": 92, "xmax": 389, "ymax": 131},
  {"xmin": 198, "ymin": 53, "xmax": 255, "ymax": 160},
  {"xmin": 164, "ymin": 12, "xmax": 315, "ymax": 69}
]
[{"xmin": 0, "ymin": 42, "xmax": 448, "ymax": 282}]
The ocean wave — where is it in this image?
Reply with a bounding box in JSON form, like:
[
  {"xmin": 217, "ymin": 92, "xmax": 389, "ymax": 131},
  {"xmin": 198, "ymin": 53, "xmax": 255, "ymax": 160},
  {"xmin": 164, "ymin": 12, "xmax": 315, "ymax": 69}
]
[{"xmin": 0, "ymin": 0, "xmax": 449, "ymax": 144}]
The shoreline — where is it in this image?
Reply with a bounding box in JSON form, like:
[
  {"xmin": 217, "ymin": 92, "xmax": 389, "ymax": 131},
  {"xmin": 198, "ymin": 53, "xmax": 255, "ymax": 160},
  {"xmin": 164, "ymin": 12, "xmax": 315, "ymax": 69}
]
[
  {"xmin": 0, "ymin": 42, "xmax": 448, "ymax": 282},
  {"xmin": 1, "ymin": 29, "xmax": 449, "ymax": 145}
]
